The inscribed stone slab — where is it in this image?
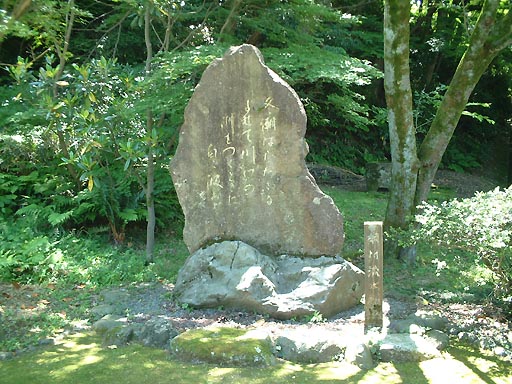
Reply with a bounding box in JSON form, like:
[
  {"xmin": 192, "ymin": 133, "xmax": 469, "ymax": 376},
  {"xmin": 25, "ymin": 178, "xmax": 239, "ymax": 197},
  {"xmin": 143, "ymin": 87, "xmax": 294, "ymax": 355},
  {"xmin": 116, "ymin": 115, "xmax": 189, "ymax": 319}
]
[{"xmin": 170, "ymin": 44, "xmax": 344, "ymax": 256}]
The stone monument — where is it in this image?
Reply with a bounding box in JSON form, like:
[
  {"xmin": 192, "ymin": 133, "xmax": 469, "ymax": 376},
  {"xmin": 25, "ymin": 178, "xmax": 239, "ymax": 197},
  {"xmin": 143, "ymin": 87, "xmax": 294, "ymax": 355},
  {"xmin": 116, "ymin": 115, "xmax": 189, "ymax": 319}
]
[
  {"xmin": 171, "ymin": 44, "xmax": 344, "ymax": 257},
  {"xmin": 171, "ymin": 45, "xmax": 364, "ymax": 319}
]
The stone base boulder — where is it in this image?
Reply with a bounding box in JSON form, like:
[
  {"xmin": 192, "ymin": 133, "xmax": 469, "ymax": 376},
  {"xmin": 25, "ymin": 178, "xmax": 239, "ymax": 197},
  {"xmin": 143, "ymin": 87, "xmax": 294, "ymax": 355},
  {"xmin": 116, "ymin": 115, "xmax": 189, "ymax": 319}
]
[{"xmin": 173, "ymin": 241, "xmax": 364, "ymax": 320}]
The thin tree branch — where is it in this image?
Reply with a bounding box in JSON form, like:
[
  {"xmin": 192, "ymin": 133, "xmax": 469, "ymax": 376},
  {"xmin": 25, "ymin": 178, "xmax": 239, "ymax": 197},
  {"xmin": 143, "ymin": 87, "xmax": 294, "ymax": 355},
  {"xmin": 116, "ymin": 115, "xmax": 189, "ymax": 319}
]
[
  {"xmin": 0, "ymin": 0, "xmax": 32, "ymax": 42},
  {"xmin": 151, "ymin": 19, "xmax": 164, "ymax": 48},
  {"xmin": 171, "ymin": 1, "xmax": 216, "ymax": 53},
  {"xmin": 218, "ymin": 0, "xmax": 241, "ymax": 41},
  {"xmin": 162, "ymin": 12, "xmax": 176, "ymax": 52},
  {"xmin": 87, "ymin": 10, "xmax": 131, "ymax": 59},
  {"xmin": 488, "ymin": 9, "xmax": 512, "ymax": 52}
]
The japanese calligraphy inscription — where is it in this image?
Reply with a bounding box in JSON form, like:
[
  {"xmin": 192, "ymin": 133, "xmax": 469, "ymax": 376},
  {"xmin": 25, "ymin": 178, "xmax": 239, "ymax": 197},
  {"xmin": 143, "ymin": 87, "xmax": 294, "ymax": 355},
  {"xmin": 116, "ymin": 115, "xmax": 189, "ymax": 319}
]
[
  {"xmin": 170, "ymin": 44, "xmax": 344, "ymax": 257},
  {"xmin": 364, "ymin": 221, "xmax": 384, "ymax": 330}
]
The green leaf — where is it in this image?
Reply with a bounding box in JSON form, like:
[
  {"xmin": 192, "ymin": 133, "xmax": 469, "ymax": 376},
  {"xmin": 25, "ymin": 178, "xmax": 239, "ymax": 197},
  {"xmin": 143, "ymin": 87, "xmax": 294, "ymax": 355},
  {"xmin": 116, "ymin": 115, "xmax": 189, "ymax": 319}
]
[
  {"xmin": 48, "ymin": 211, "xmax": 74, "ymax": 226},
  {"xmin": 118, "ymin": 208, "xmax": 139, "ymax": 223}
]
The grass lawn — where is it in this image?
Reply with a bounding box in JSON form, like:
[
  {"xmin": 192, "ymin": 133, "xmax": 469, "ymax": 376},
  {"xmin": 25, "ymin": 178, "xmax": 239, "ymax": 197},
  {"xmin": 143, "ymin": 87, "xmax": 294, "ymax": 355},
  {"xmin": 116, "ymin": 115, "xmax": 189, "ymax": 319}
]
[{"xmin": 0, "ymin": 333, "xmax": 510, "ymax": 384}]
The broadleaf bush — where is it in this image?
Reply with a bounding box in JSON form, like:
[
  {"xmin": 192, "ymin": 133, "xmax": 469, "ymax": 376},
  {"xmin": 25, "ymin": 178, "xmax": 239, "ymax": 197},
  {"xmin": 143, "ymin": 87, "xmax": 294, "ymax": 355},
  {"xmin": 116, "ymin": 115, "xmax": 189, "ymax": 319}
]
[
  {"xmin": 391, "ymin": 187, "xmax": 512, "ymax": 312},
  {"xmin": 0, "ymin": 217, "xmax": 180, "ymax": 286}
]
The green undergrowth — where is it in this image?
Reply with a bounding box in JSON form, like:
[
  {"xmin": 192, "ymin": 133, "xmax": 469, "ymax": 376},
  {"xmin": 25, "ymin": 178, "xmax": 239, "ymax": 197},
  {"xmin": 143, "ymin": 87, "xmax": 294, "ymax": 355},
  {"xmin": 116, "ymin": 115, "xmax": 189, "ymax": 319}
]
[
  {"xmin": 322, "ymin": 186, "xmax": 456, "ymax": 259},
  {"xmin": 322, "ymin": 187, "xmax": 496, "ymax": 304},
  {"xmin": 0, "ymin": 231, "xmax": 189, "ymax": 352},
  {"xmin": 0, "ymin": 332, "xmax": 510, "ymax": 384},
  {"xmin": 322, "ymin": 188, "xmax": 388, "ymax": 260},
  {"xmin": 0, "ymin": 222, "xmax": 189, "ymax": 286}
]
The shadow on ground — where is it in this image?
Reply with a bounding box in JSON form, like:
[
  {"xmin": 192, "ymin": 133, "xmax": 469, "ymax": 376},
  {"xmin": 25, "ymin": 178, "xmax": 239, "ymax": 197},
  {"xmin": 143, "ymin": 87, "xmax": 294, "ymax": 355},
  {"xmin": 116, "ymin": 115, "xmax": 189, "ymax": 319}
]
[{"xmin": 0, "ymin": 332, "xmax": 510, "ymax": 384}]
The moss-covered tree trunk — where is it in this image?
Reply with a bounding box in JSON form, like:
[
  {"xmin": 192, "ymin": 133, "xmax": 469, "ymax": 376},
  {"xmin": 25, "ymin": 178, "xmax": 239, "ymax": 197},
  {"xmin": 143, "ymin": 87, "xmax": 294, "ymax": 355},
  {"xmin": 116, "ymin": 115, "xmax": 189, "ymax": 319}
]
[
  {"xmin": 415, "ymin": 0, "xmax": 512, "ymax": 204},
  {"xmin": 383, "ymin": 0, "xmax": 418, "ymax": 232},
  {"xmin": 384, "ymin": 0, "xmax": 512, "ymax": 262}
]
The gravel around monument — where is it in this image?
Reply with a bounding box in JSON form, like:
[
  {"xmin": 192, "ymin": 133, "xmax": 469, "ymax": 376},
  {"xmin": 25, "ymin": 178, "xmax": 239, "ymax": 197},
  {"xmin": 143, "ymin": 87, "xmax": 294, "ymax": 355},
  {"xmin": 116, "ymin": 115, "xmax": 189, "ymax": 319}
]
[{"xmin": 89, "ymin": 280, "xmax": 511, "ymax": 363}]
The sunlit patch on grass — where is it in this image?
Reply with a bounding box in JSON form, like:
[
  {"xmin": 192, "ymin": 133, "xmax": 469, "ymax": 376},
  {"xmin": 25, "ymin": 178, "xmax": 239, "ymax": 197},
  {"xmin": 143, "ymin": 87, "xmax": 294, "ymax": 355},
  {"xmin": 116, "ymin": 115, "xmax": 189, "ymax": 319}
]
[{"xmin": 0, "ymin": 332, "xmax": 510, "ymax": 384}]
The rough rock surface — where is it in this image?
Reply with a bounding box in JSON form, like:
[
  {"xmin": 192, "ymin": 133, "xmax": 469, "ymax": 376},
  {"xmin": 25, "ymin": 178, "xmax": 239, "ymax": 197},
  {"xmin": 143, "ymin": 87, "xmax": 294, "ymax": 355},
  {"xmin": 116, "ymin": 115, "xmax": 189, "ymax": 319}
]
[
  {"xmin": 165, "ymin": 323, "xmax": 448, "ymax": 368},
  {"xmin": 170, "ymin": 44, "xmax": 344, "ymax": 257},
  {"xmin": 274, "ymin": 328, "xmax": 345, "ymax": 363},
  {"xmin": 92, "ymin": 315, "xmax": 136, "ymax": 346},
  {"xmin": 139, "ymin": 317, "xmax": 179, "ymax": 349},
  {"xmin": 173, "ymin": 240, "xmax": 364, "ymax": 320},
  {"xmin": 344, "ymin": 341, "xmax": 374, "ymax": 369},
  {"xmin": 378, "ymin": 334, "xmax": 442, "ymax": 362}
]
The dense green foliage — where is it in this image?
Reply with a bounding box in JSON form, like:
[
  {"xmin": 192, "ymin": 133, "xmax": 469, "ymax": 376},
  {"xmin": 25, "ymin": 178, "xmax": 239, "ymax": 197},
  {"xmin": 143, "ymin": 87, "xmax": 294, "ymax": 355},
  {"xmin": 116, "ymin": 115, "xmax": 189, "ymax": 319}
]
[
  {"xmin": 0, "ymin": 0, "xmax": 390, "ymax": 240},
  {"xmin": 1, "ymin": 6, "xmax": 511, "ymax": 379},
  {"xmin": 390, "ymin": 187, "xmax": 512, "ymax": 312},
  {"xmin": 0, "ymin": 215, "xmax": 188, "ymax": 285}
]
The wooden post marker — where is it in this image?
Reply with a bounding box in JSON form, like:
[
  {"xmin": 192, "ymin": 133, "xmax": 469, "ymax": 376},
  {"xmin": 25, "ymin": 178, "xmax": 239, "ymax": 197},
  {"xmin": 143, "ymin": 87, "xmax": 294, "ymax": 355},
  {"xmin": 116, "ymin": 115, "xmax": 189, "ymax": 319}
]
[{"xmin": 364, "ymin": 221, "xmax": 383, "ymax": 331}]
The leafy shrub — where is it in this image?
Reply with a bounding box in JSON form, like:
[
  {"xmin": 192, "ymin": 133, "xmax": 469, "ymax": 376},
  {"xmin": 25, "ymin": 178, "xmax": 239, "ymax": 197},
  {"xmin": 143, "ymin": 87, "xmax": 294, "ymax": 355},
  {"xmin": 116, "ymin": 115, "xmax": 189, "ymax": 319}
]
[
  {"xmin": 392, "ymin": 187, "xmax": 512, "ymax": 311},
  {"xmin": 0, "ymin": 218, "xmax": 68, "ymax": 282},
  {"xmin": 3, "ymin": 55, "xmax": 187, "ymax": 240},
  {"xmin": 0, "ymin": 216, "xmax": 186, "ymax": 286}
]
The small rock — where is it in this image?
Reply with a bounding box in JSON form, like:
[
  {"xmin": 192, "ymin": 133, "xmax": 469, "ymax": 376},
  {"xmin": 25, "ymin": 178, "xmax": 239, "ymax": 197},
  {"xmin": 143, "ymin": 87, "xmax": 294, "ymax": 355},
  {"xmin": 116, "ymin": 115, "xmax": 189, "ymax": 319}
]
[
  {"xmin": 410, "ymin": 311, "xmax": 449, "ymax": 331},
  {"xmin": 92, "ymin": 314, "xmax": 126, "ymax": 333},
  {"xmin": 379, "ymin": 334, "xmax": 441, "ymax": 362},
  {"xmin": 90, "ymin": 304, "xmax": 118, "ymax": 318},
  {"xmin": 458, "ymin": 331, "xmax": 477, "ymax": 343},
  {"xmin": 426, "ymin": 330, "xmax": 450, "ymax": 350},
  {"xmin": 70, "ymin": 319, "xmax": 90, "ymax": 332},
  {"xmin": 139, "ymin": 317, "xmax": 179, "ymax": 349},
  {"xmin": 494, "ymin": 346, "xmax": 507, "ymax": 357},
  {"xmin": 274, "ymin": 328, "xmax": 344, "ymax": 363},
  {"xmin": 344, "ymin": 342, "xmax": 374, "ymax": 369},
  {"xmin": 170, "ymin": 327, "xmax": 275, "ymax": 367},
  {"xmin": 38, "ymin": 338, "xmax": 55, "ymax": 346},
  {"xmin": 106, "ymin": 326, "xmax": 135, "ymax": 347},
  {"xmin": 93, "ymin": 315, "xmax": 134, "ymax": 347},
  {"xmin": 388, "ymin": 319, "xmax": 425, "ymax": 334},
  {"xmin": 0, "ymin": 352, "xmax": 14, "ymax": 361}
]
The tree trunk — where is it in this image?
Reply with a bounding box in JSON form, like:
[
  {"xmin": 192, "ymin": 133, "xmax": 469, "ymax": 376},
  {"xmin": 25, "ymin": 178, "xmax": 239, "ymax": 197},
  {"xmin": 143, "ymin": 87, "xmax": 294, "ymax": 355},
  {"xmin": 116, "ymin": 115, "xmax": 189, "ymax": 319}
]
[
  {"xmin": 415, "ymin": 0, "xmax": 512, "ymax": 204},
  {"xmin": 383, "ymin": 0, "xmax": 418, "ymax": 232},
  {"xmin": 146, "ymin": 131, "xmax": 156, "ymax": 264},
  {"xmin": 219, "ymin": 0, "xmax": 241, "ymax": 41},
  {"xmin": 383, "ymin": 0, "xmax": 512, "ymax": 263},
  {"xmin": 53, "ymin": 0, "xmax": 80, "ymax": 189},
  {"xmin": 144, "ymin": 3, "xmax": 156, "ymax": 264}
]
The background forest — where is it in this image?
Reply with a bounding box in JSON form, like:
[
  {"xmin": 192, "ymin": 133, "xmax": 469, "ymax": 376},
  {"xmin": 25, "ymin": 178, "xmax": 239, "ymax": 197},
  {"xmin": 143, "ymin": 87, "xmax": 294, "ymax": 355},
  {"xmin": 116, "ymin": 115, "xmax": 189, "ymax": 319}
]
[{"xmin": 0, "ymin": 1, "xmax": 511, "ymax": 297}]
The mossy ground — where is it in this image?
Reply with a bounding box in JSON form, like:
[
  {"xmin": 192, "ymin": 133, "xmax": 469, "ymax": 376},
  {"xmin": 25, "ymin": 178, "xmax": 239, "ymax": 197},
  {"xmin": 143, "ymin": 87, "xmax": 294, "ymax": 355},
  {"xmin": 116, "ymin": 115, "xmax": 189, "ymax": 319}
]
[
  {"xmin": 0, "ymin": 332, "xmax": 510, "ymax": 384},
  {"xmin": 170, "ymin": 327, "xmax": 274, "ymax": 366}
]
